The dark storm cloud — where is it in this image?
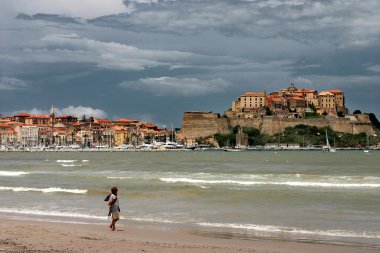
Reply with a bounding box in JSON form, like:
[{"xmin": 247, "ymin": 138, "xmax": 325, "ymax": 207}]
[
  {"xmin": 16, "ymin": 13, "xmax": 83, "ymax": 25},
  {"xmin": 1, "ymin": 0, "xmax": 380, "ymax": 126},
  {"xmin": 89, "ymin": 0, "xmax": 380, "ymax": 48}
]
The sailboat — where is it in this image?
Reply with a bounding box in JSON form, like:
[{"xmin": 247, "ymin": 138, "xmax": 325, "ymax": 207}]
[
  {"xmin": 322, "ymin": 130, "xmax": 336, "ymax": 152},
  {"xmin": 364, "ymin": 134, "xmax": 370, "ymax": 153}
]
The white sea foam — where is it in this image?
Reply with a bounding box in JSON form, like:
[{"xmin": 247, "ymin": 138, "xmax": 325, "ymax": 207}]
[
  {"xmin": 0, "ymin": 171, "xmax": 29, "ymax": 176},
  {"xmin": 0, "ymin": 186, "xmax": 87, "ymax": 194},
  {"xmin": 61, "ymin": 164, "xmax": 81, "ymax": 167},
  {"xmin": 0, "ymin": 208, "xmax": 104, "ymax": 220},
  {"xmin": 160, "ymin": 178, "xmax": 380, "ymax": 189},
  {"xmin": 56, "ymin": 160, "xmax": 76, "ymax": 163},
  {"xmin": 197, "ymin": 222, "xmax": 380, "ymax": 239},
  {"xmin": 107, "ymin": 176, "xmax": 133, "ymax": 179},
  {"xmin": 82, "ymin": 160, "xmax": 89, "ymax": 162}
]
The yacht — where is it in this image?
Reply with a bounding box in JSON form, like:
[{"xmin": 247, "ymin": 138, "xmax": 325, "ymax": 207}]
[{"xmin": 322, "ymin": 130, "xmax": 336, "ymax": 152}]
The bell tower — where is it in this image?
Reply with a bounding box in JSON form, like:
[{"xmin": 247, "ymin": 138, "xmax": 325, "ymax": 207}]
[{"xmin": 50, "ymin": 105, "xmax": 55, "ymax": 127}]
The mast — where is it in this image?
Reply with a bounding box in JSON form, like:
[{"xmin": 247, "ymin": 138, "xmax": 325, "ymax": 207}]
[{"xmin": 325, "ymin": 130, "xmax": 330, "ymax": 148}]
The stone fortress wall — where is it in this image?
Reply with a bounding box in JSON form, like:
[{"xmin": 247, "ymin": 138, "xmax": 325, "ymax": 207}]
[{"xmin": 180, "ymin": 112, "xmax": 376, "ymax": 139}]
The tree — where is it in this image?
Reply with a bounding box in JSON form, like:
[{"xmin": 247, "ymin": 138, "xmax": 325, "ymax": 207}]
[
  {"xmin": 367, "ymin": 113, "xmax": 380, "ymax": 129},
  {"xmin": 214, "ymin": 133, "xmax": 235, "ymax": 147},
  {"xmin": 265, "ymin": 107, "xmax": 272, "ymax": 116},
  {"xmin": 308, "ymin": 103, "xmax": 317, "ymax": 112},
  {"xmin": 353, "ymin": 110, "xmax": 362, "ymax": 114},
  {"xmin": 232, "ymin": 125, "xmax": 240, "ymax": 134},
  {"xmin": 243, "ymin": 127, "xmax": 261, "ymax": 146}
]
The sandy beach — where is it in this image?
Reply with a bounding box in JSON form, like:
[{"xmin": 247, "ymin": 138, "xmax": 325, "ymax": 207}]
[{"xmin": 0, "ymin": 218, "xmax": 378, "ymax": 253}]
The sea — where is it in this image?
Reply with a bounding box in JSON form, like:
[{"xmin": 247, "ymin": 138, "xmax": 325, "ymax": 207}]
[{"xmin": 0, "ymin": 151, "xmax": 379, "ymax": 248}]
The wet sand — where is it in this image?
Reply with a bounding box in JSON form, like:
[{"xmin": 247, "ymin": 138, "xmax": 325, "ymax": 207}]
[{"xmin": 0, "ymin": 218, "xmax": 378, "ymax": 253}]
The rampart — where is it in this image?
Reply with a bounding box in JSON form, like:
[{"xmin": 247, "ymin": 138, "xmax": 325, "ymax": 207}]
[{"xmin": 180, "ymin": 112, "xmax": 376, "ymax": 139}]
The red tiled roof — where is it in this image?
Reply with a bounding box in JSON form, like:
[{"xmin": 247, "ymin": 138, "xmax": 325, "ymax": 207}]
[
  {"xmin": 27, "ymin": 115, "xmax": 49, "ymax": 119},
  {"xmin": 290, "ymin": 97, "xmax": 305, "ymax": 101},
  {"xmin": 295, "ymin": 89, "xmax": 316, "ymax": 93},
  {"xmin": 242, "ymin": 91, "xmax": 266, "ymax": 96},
  {"xmin": 329, "ymin": 89, "xmax": 343, "ymax": 93},
  {"xmin": 15, "ymin": 113, "xmax": 31, "ymax": 117},
  {"xmin": 140, "ymin": 122, "xmax": 157, "ymax": 128},
  {"xmin": 96, "ymin": 118, "xmax": 110, "ymax": 123},
  {"xmin": 115, "ymin": 118, "xmax": 136, "ymax": 123},
  {"xmin": 319, "ymin": 91, "xmax": 334, "ymax": 96}
]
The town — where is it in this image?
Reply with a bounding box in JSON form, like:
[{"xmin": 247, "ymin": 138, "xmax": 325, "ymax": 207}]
[
  {"xmin": 180, "ymin": 82, "xmax": 378, "ymax": 149},
  {"xmin": 227, "ymin": 82, "xmax": 348, "ymax": 119},
  {"xmin": 1, "ymin": 82, "xmax": 378, "ymax": 151},
  {"xmin": 0, "ymin": 106, "xmax": 178, "ymax": 150}
]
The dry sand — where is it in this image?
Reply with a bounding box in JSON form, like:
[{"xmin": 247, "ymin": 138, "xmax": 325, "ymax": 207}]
[{"xmin": 0, "ymin": 218, "xmax": 378, "ymax": 253}]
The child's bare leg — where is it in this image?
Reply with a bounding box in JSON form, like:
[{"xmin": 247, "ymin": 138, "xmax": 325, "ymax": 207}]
[{"xmin": 111, "ymin": 218, "xmax": 119, "ymax": 231}]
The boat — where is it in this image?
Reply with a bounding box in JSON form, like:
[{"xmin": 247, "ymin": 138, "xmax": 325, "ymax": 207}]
[
  {"xmin": 364, "ymin": 134, "xmax": 370, "ymax": 153},
  {"xmin": 322, "ymin": 130, "xmax": 336, "ymax": 152},
  {"xmin": 223, "ymin": 146, "xmax": 246, "ymax": 152}
]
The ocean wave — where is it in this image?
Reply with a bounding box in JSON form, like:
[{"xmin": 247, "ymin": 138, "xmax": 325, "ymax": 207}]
[
  {"xmin": 113, "ymin": 214, "xmax": 380, "ymax": 240},
  {"xmin": 107, "ymin": 176, "xmax": 133, "ymax": 180},
  {"xmin": 82, "ymin": 160, "xmax": 89, "ymax": 162},
  {"xmin": 197, "ymin": 222, "xmax": 380, "ymax": 239},
  {"xmin": 159, "ymin": 178, "xmax": 380, "ymax": 189},
  {"xmin": 0, "ymin": 208, "xmax": 104, "ymax": 220},
  {"xmin": 56, "ymin": 160, "xmax": 76, "ymax": 163},
  {"xmin": 0, "ymin": 171, "xmax": 29, "ymax": 176},
  {"xmin": 61, "ymin": 164, "xmax": 82, "ymax": 167},
  {"xmin": 0, "ymin": 186, "xmax": 87, "ymax": 194}
]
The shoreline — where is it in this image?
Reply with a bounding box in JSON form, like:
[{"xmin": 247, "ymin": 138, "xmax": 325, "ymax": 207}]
[
  {"xmin": 0, "ymin": 218, "xmax": 378, "ymax": 253},
  {"xmin": 0, "ymin": 147, "xmax": 378, "ymax": 152}
]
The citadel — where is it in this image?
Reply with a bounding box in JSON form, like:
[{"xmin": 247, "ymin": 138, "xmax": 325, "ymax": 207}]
[{"xmin": 180, "ymin": 83, "xmax": 375, "ymax": 144}]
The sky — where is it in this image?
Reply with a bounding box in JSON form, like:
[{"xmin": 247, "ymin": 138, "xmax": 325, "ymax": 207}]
[{"xmin": 1, "ymin": 0, "xmax": 380, "ymax": 128}]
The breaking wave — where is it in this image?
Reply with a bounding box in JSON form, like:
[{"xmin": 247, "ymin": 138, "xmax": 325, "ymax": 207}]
[
  {"xmin": 159, "ymin": 177, "xmax": 380, "ymax": 189},
  {"xmin": 0, "ymin": 207, "xmax": 104, "ymax": 220},
  {"xmin": 56, "ymin": 160, "xmax": 77, "ymax": 163},
  {"xmin": 197, "ymin": 222, "xmax": 380, "ymax": 239},
  {"xmin": 0, "ymin": 186, "xmax": 87, "ymax": 194},
  {"xmin": 0, "ymin": 171, "xmax": 29, "ymax": 177}
]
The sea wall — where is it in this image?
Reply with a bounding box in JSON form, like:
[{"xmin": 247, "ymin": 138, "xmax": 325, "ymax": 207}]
[{"xmin": 180, "ymin": 112, "xmax": 376, "ymax": 139}]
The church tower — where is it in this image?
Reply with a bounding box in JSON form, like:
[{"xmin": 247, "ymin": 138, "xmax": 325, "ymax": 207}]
[{"xmin": 50, "ymin": 105, "xmax": 55, "ymax": 127}]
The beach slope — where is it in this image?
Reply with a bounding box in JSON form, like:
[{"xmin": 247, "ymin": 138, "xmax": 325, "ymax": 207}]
[{"xmin": 0, "ymin": 219, "xmax": 378, "ymax": 253}]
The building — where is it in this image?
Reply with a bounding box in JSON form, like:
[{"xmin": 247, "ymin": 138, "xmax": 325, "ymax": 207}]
[
  {"xmin": 55, "ymin": 115, "xmax": 78, "ymax": 125},
  {"xmin": 294, "ymin": 89, "xmax": 318, "ymax": 106},
  {"xmin": 25, "ymin": 115, "xmax": 50, "ymax": 125},
  {"xmin": 231, "ymin": 91, "xmax": 266, "ymax": 118},
  {"xmin": 318, "ymin": 90, "xmax": 347, "ymax": 116}
]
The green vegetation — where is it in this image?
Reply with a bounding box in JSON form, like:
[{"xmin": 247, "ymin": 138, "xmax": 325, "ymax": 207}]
[
  {"xmin": 308, "ymin": 103, "xmax": 317, "ymax": 112},
  {"xmin": 214, "ymin": 133, "xmax": 235, "ymax": 147},
  {"xmin": 304, "ymin": 112, "xmax": 322, "ymax": 119},
  {"xmin": 212, "ymin": 124, "xmax": 380, "ymax": 148},
  {"xmin": 214, "ymin": 125, "xmax": 271, "ymax": 147},
  {"xmin": 367, "ymin": 113, "xmax": 380, "ymax": 130}
]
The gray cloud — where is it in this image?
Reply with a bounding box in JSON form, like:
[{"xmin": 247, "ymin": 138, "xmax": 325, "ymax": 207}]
[
  {"xmin": 16, "ymin": 13, "xmax": 83, "ymax": 25},
  {"xmin": 86, "ymin": 0, "xmax": 380, "ymax": 48},
  {"xmin": 2, "ymin": 0, "xmax": 380, "ymax": 126},
  {"xmin": 0, "ymin": 77, "xmax": 28, "ymax": 90},
  {"xmin": 120, "ymin": 77, "xmax": 231, "ymax": 96},
  {"xmin": 367, "ymin": 65, "xmax": 380, "ymax": 73},
  {"xmin": 2, "ymin": 33, "xmax": 197, "ymax": 71}
]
